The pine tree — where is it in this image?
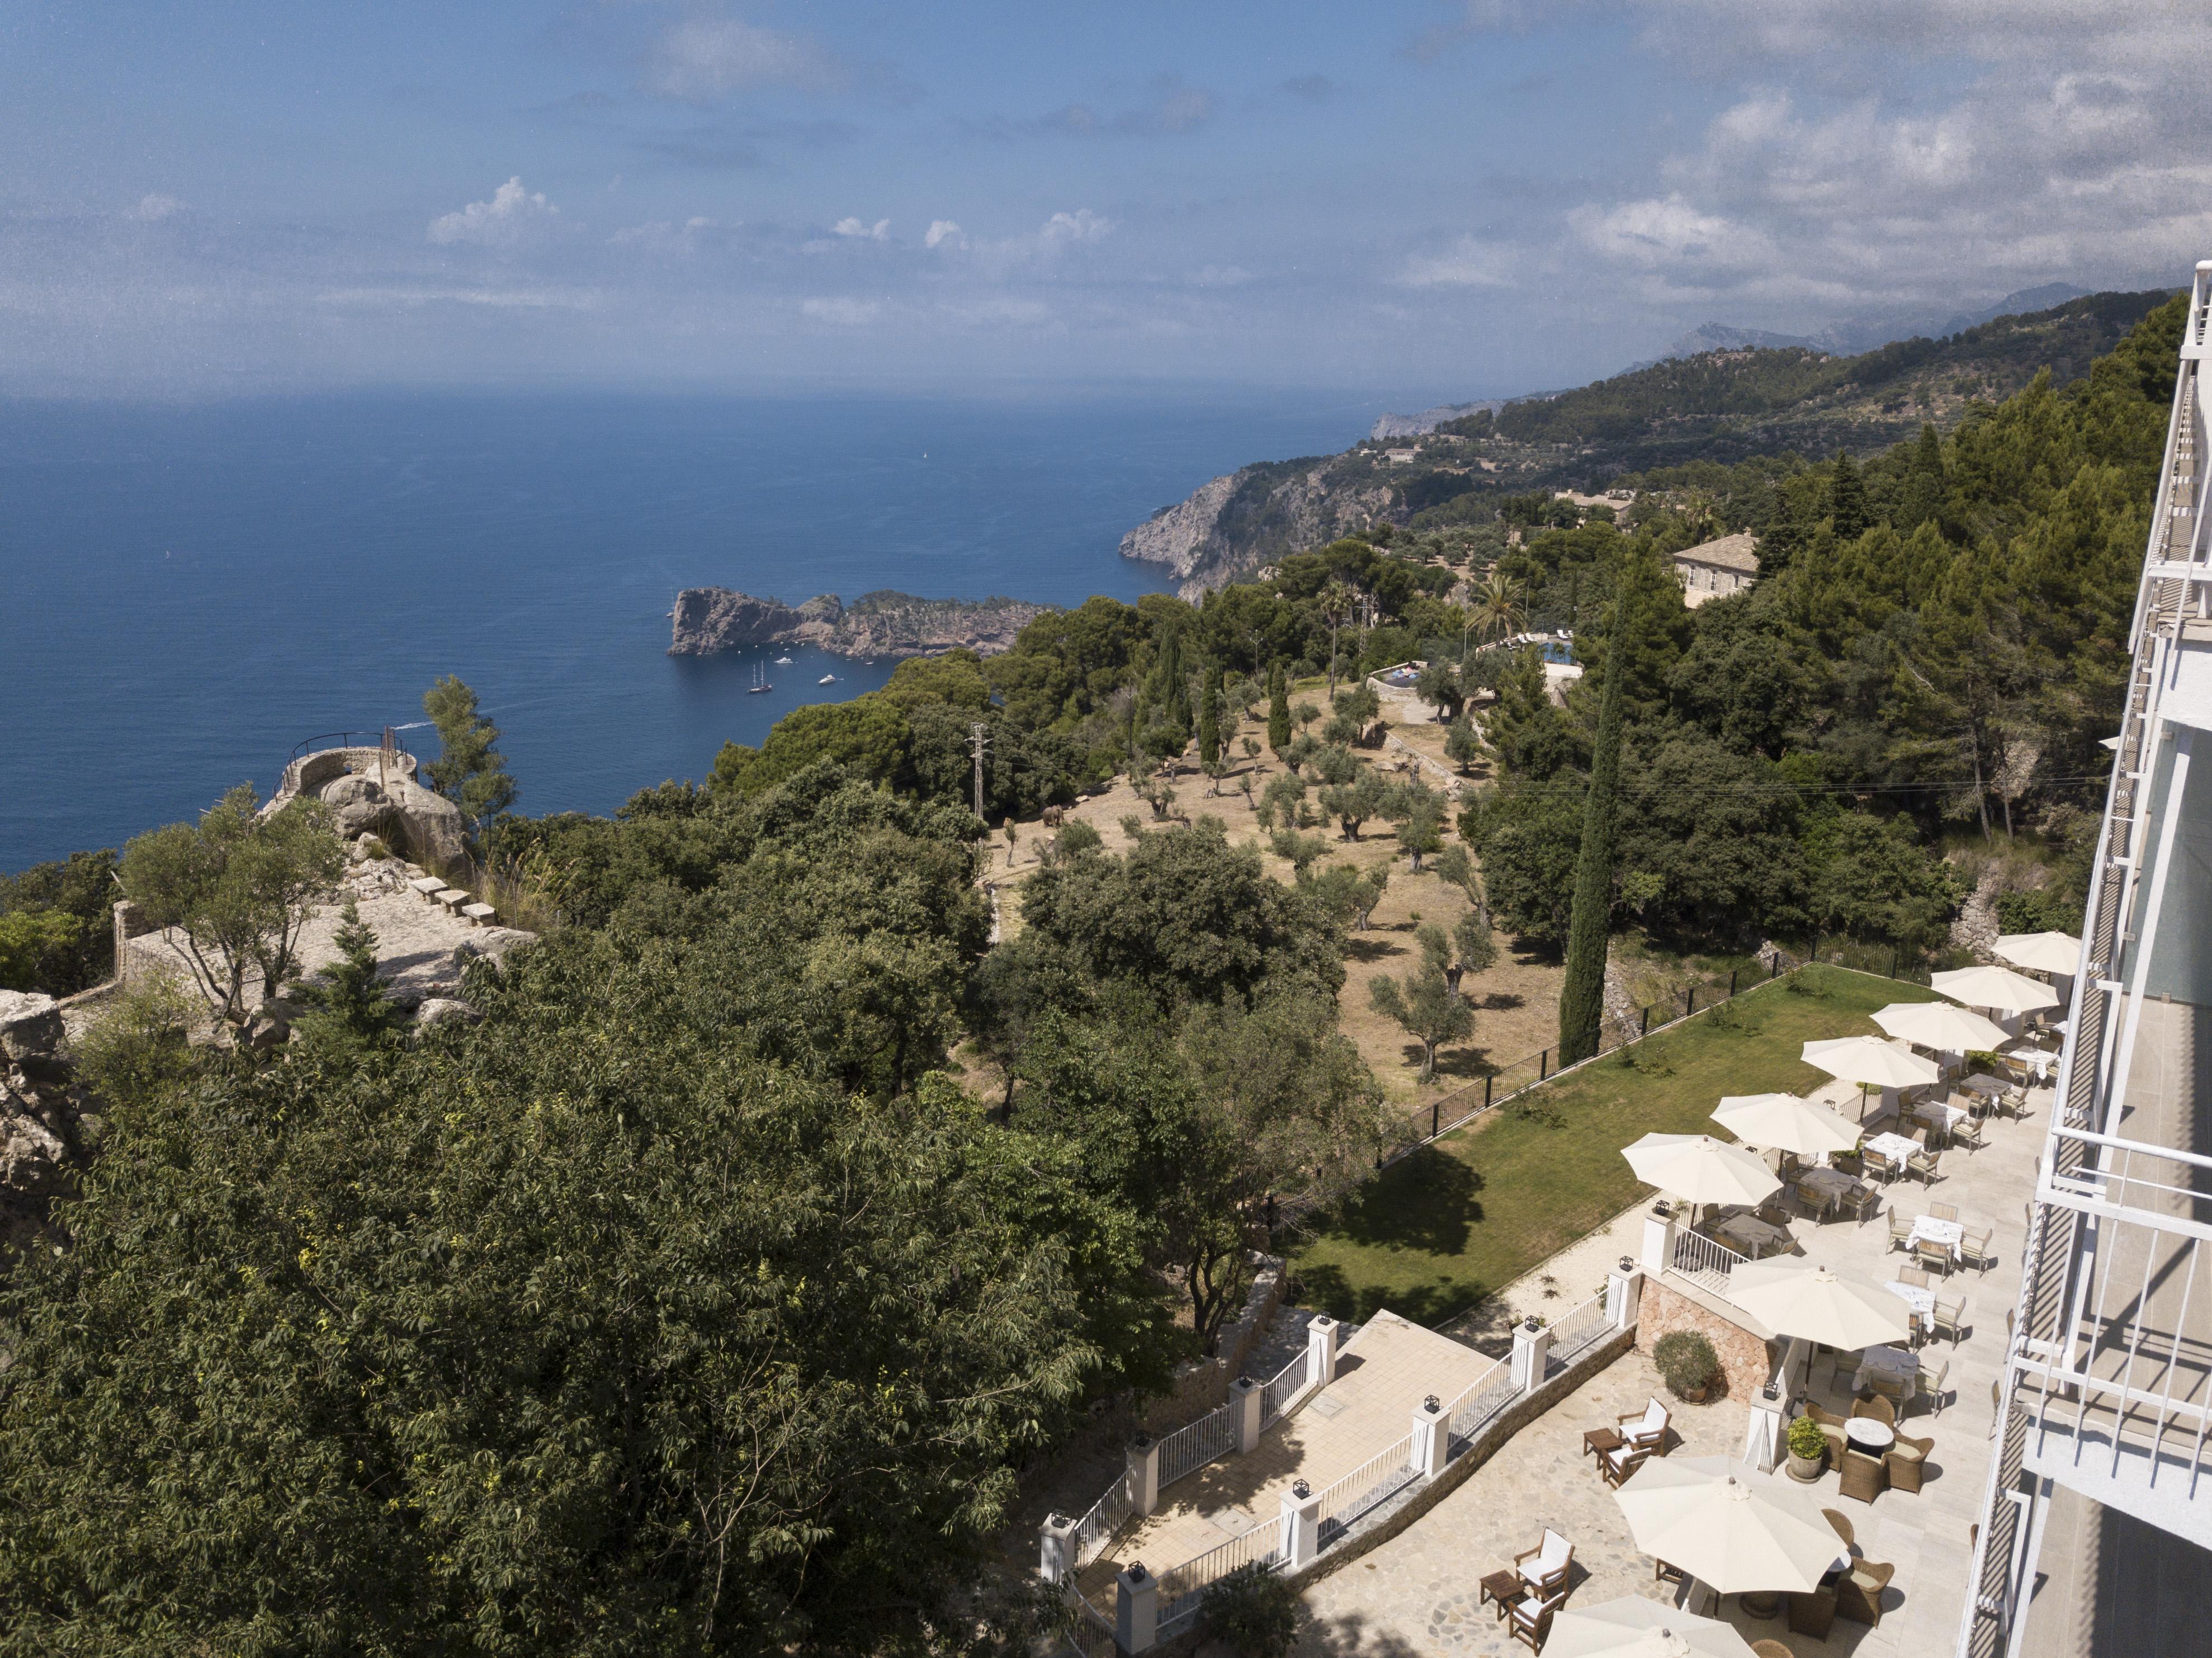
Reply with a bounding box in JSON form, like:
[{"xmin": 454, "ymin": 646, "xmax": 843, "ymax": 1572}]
[
  {"xmin": 1198, "ymin": 671, "xmax": 1221, "ymax": 767},
  {"xmin": 1557, "ymin": 598, "xmax": 1628, "ymax": 1064},
  {"xmin": 1266, "ymin": 663, "xmax": 1292, "ymax": 756},
  {"xmin": 1827, "ymin": 451, "xmax": 1869, "ymax": 541},
  {"xmin": 293, "ymin": 896, "xmax": 405, "ymax": 1051}
]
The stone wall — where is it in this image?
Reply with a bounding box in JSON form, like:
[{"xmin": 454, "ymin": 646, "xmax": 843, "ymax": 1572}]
[
  {"xmin": 1138, "ymin": 1254, "xmax": 1285, "ymax": 1434},
  {"xmin": 1636, "ymin": 1277, "xmax": 1771, "ymax": 1402}
]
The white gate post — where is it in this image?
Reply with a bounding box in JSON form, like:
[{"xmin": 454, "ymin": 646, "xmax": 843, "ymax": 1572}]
[
  {"xmin": 1115, "ymin": 1562, "xmax": 1160, "ymax": 1653},
  {"xmin": 1231, "ymin": 1374, "xmax": 1264, "ymax": 1453},
  {"xmin": 1411, "ymin": 1393, "xmax": 1449, "ymax": 1477},
  {"xmin": 1606, "ymin": 1256, "xmax": 1646, "ymax": 1330},
  {"xmin": 1306, "ymin": 1315, "xmax": 1338, "ymax": 1391},
  {"xmin": 1127, "ymin": 1434, "xmax": 1161, "ymax": 1517},
  {"xmin": 1511, "ymin": 1316, "xmax": 1553, "ymax": 1396},
  {"xmin": 1038, "ymin": 1511, "xmax": 1078, "ymax": 1585},
  {"xmin": 1279, "ymin": 1477, "xmax": 1322, "ymax": 1569},
  {"xmin": 1639, "ymin": 1202, "xmax": 1678, "ymax": 1276}
]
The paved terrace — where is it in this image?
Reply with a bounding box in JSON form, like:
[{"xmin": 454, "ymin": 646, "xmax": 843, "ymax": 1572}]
[
  {"xmin": 1295, "ymin": 1076, "xmax": 2049, "ymax": 1657},
  {"xmin": 1079, "ymin": 1314, "xmax": 1497, "ymax": 1604}
]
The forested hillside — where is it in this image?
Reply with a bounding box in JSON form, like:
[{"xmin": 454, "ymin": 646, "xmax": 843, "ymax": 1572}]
[{"xmin": 0, "ymin": 294, "xmax": 2182, "ymax": 1655}]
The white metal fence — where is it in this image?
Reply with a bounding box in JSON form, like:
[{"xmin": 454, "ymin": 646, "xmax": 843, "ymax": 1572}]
[
  {"xmin": 1258, "ymin": 1352, "xmax": 1307, "ymax": 1428},
  {"xmin": 1442, "ymin": 1355, "xmax": 1517, "ymax": 1444},
  {"xmin": 1155, "ymin": 1523, "xmax": 1283, "ymax": 1635},
  {"xmin": 1671, "ymin": 1227, "xmax": 1749, "ymax": 1296},
  {"xmin": 1313, "ymin": 1431, "xmax": 1421, "ymax": 1542},
  {"xmin": 1157, "ymin": 1401, "xmax": 1238, "ymax": 1489},
  {"xmin": 1547, "ymin": 1293, "xmax": 1612, "ymax": 1371},
  {"xmin": 1068, "ymin": 1471, "xmax": 1133, "ymax": 1571}
]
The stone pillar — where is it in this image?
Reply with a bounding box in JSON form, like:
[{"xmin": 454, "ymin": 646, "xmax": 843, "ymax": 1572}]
[
  {"xmin": 1411, "ymin": 1394, "xmax": 1449, "ymax": 1478},
  {"xmin": 1231, "ymin": 1374, "xmax": 1264, "ymax": 1454},
  {"xmin": 1278, "ymin": 1478, "xmax": 1322, "ymax": 1570},
  {"xmin": 111, "ymin": 899, "xmax": 152, "ymax": 988},
  {"xmin": 1606, "ymin": 1258, "xmax": 1646, "ymax": 1330},
  {"xmin": 1115, "ymin": 1561, "xmax": 1160, "ymax": 1654},
  {"xmin": 1037, "ymin": 1512, "xmax": 1078, "ymax": 1585},
  {"xmin": 1127, "ymin": 1434, "xmax": 1161, "ymax": 1518},
  {"xmin": 1511, "ymin": 1317, "xmax": 1553, "ymax": 1396},
  {"xmin": 1306, "ymin": 1314, "xmax": 1338, "ymax": 1392},
  {"xmin": 1639, "ymin": 1203, "xmax": 1678, "ymax": 1276}
]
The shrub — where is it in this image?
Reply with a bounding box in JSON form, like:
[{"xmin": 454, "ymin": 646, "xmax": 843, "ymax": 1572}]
[
  {"xmin": 1653, "ymin": 1330, "xmax": 1721, "ymax": 1398},
  {"xmin": 1203, "ymin": 1568, "xmax": 1299, "ymax": 1658},
  {"xmin": 1786, "ymin": 1415, "xmax": 1827, "ymax": 1461}
]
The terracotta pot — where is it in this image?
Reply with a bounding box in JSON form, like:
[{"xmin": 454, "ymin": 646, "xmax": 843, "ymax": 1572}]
[
  {"xmin": 1785, "ymin": 1450, "xmax": 1824, "ymax": 1482},
  {"xmin": 1681, "ymin": 1382, "xmax": 1710, "ymax": 1404}
]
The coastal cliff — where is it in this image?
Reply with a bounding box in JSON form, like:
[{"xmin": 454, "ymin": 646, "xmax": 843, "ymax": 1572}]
[
  {"xmin": 1118, "ymin": 456, "xmax": 1398, "ymax": 598},
  {"xmin": 669, "ymin": 589, "xmax": 1047, "ymax": 658}
]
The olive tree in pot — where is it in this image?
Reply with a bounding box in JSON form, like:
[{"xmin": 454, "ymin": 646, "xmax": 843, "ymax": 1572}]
[
  {"xmin": 1653, "ymin": 1330, "xmax": 1722, "ymax": 1403},
  {"xmin": 1785, "ymin": 1414, "xmax": 1829, "ymax": 1482}
]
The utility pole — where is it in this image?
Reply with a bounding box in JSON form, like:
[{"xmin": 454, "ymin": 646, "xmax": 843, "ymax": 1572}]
[{"xmin": 968, "ymin": 721, "xmax": 990, "ymax": 823}]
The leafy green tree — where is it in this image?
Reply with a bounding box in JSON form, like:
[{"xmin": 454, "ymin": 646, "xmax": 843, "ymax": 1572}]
[
  {"xmin": 0, "ymin": 910, "xmax": 83, "ymax": 994},
  {"xmin": 1808, "ymin": 814, "xmax": 1961, "ymax": 950},
  {"xmin": 1369, "ymin": 924, "xmax": 1472, "ymax": 1083},
  {"xmin": 1453, "ymin": 906, "xmax": 1497, "ymax": 976},
  {"xmin": 1198, "ymin": 670, "xmax": 1222, "ymax": 767},
  {"xmin": 1266, "ymin": 662, "xmax": 1292, "ymax": 755},
  {"xmin": 1384, "ymin": 778, "xmax": 1446, "ymax": 871},
  {"xmin": 0, "ymin": 848, "xmax": 120, "ymax": 993},
  {"xmin": 119, "ymin": 786, "xmax": 348, "ymax": 1024},
  {"xmin": 1459, "ymin": 781, "xmax": 1583, "ymax": 951},
  {"xmin": 1255, "ymin": 770, "xmax": 1307, "ymax": 832},
  {"xmin": 422, "ymin": 674, "xmax": 519, "ymax": 833},
  {"xmin": 1558, "ymin": 607, "xmax": 1627, "ymax": 1064},
  {"xmin": 1417, "ymin": 658, "xmax": 1466, "ymax": 721},
  {"xmin": 290, "ymin": 896, "xmax": 407, "ymax": 1054},
  {"xmin": 1445, "ymin": 715, "xmax": 1485, "ymax": 774},
  {"xmin": 1827, "ymin": 450, "xmax": 1869, "ymax": 540},
  {"xmin": 1321, "ymin": 580, "xmax": 1354, "ymax": 697},
  {"xmin": 712, "ymin": 697, "xmax": 911, "ymax": 797},
  {"xmin": 1319, "ymin": 767, "xmax": 1388, "ymax": 842}
]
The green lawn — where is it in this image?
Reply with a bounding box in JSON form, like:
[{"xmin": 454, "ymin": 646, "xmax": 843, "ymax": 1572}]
[{"xmin": 1291, "ymin": 965, "xmax": 1941, "ymax": 1324}]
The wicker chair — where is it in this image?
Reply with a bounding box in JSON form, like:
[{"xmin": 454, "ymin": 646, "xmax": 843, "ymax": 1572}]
[
  {"xmin": 1822, "ymin": 1507, "xmax": 1855, "ymax": 1552},
  {"xmin": 1515, "ymin": 1528, "xmax": 1573, "ymax": 1599},
  {"xmin": 1804, "ymin": 1401, "xmax": 1850, "ymax": 1462},
  {"xmin": 1788, "ymin": 1589, "xmax": 1838, "ymax": 1639},
  {"xmin": 1751, "ymin": 1642, "xmax": 1793, "ymax": 1658},
  {"xmin": 1959, "ymin": 1229, "xmax": 1996, "ymax": 1274},
  {"xmin": 1837, "ymin": 1557, "xmax": 1896, "ymax": 1626},
  {"xmin": 1838, "ymin": 1447, "xmax": 1886, "ymax": 1504},
  {"xmin": 1885, "ymin": 1430, "xmax": 1934, "ymax": 1494},
  {"xmin": 1852, "ymin": 1394, "xmax": 1898, "ymax": 1427}
]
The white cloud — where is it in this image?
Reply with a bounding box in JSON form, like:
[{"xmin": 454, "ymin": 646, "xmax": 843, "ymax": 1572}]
[
  {"xmin": 131, "ymin": 194, "xmax": 186, "ymax": 221},
  {"xmin": 1040, "ymin": 209, "xmax": 1113, "ymax": 245},
  {"xmin": 317, "ymin": 285, "xmax": 598, "ymax": 310},
  {"xmin": 428, "ymin": 178, "xmax": 560, "ymax": 247},
  {"xmin": 1400, "ymin": 236, "xmax": 1515, "ymax": 288},
  {"xmin": 646, "ymin": 14, "xmax": 844, "ymax": 103},
  {"xmin": 833, "ymin": 216, "xmax": 891, "ymax": 240},
  {"xmin": 609, "ymin": 216, "xmax": 723, "ymax": 249},
  {"xmin": 801, "ymin": 296, "xmax": 883, "ymax": 325},
  {"xmin": 925, "ymin": 219, "xmax": 965, "ymax": 249},
  {"xmin": 1568, "ymin": 194, "xmax": 1773, "ymax": 270}
]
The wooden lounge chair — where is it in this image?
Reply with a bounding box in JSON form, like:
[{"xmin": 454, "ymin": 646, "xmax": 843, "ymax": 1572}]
[
  {"xmin": 1616, "ymin": 1398, "xmax": 1670, "ymax": 1455},
  {"xmin": 1930, "ymin": 1202, "xmax": 1959, "ymax": 1221},
  {"xmin": 1852, "ymin": 1394, "xmax": 1897, "ymax": 1427},
  {"xmin": 1838, "ymin": 1448, "xmax": 1886, "ymax": 1505},
  {"xmin": 1505, "ymin": 1589, "xmax": 1566, "ymax": 1653},
  {"xmin": 1515, "ymin": 1528, "xmax": 1573, "ymax": 1599},
  {"xmin": 1885, "ymin": 1430, "xmax": 1934, "ymax": 1494},
  {"xmin": 1837, "ymin": 1557, "xmax": 1895, "ymax": 1626},
  {"xmin": 1913, "ymin": 1237, "xmax": 1954, "ymax": 1278},
  {"xmin": 1653, "ymin": 1558, "xmax": 1686, "ymax": 1589},
  {"xmin": 1788, "ymin": 1589, "xmax": 1837, "ymax": 1640},
  {"xmin": 1959, "ymin": 1229, "xmax": 1996, "ymax": 1274},
  {"xmin": 1599, "ymin": 1439, "xmax": 1651, "ymax": 1488}
]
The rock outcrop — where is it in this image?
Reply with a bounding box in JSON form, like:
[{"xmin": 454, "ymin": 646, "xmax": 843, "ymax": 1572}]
[
  {"xmin": 0, "ymin": 991, "xmax": 64, "ymax": 1066},
  {"xmin": 263, "ymin": 747, "xmax": 466, "ymax": 874},
  {"xmin": 668, "ymin": 589, "xmax": 1048, "ymax": 659},
  {"xmin": 1119, "ymin": 461, "xmax": 1399, "ymax": 598}
]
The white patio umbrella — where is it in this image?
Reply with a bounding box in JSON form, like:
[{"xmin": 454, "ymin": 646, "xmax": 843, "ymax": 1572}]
[
  {"xmin": 1545, "ymin": 1595, "xmax": 1757, "ymax": 1658},
  {"xmin": 1621, "ymin": 1133, "xmax": 1782, "ymax": 1210},
  {"xmin": 1870, "ymin": 1000, "xmax": 2012, "ymax": 1054},
  {"xmin": 1724, "ymin": 1257, "xmax": 1913, "ymax": 1350},
  {"xmin": 1992, "ymin": 931, "xmax": 2084, "ymax": 975},
  {"xmin": 1800, "ymin": 1036, "xmax": 1941, "ymax": 1090},
  {"xmin": 1709, "ymin": 1093, "xmax": 1860, "ymax": 1159},
  {"xmin": 1930, "ymin": 965, "xmax": 2060, "ymax": 1015},
  {"xmin": 1610, "ymin": 1456, "xmax": 1842, "ymax": 1595}
]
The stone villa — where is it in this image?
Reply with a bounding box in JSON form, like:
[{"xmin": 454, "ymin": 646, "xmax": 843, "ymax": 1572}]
[{"xmin": 1672, "ymin": 532, "xmax": 1761, "ymax": 607}]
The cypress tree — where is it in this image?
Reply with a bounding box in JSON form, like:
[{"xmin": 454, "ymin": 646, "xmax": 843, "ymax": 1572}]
[
  {"xmin": 1557, "ymin": 600, "xmax": 1627, "ymax": 1064},
  {"xmin": 1266, "ymin": 663, "xmax": 1292, "ymax": 756},
  {"xmin": 1198, "ymin": 671, "xmax": 1221, "ymax": 767},
  {"xmin": 1828, "ymin": 450, "xmax": 1869, "ymax": 541}
]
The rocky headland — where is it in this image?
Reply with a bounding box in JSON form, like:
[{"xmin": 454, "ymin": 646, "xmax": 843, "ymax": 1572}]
[
  {"xmin": 1118, "ymin": 457, "xmax": 1397, "ymax": 598},
  {"xmin": 668, "ymin": 589, "xmax": 1048, "ymax": 659}
]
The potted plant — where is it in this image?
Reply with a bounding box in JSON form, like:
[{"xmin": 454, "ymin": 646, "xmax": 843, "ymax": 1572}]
[
  {"xmin": 1653, "ymin": 1330, "xmax": 1721, "ymax": 1403},
  {"xmin": 1784, "ymin": 1414, "xmax": 1828, "ymax": 1482}
]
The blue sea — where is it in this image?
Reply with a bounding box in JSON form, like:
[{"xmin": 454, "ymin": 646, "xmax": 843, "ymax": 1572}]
[{"xmin": 0, "ymin": 389, "xmax": 1374, "ymax": 867}]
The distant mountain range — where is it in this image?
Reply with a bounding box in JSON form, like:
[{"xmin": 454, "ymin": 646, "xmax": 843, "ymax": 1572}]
[{"xmin": 1368, "ymin": 284, "xmax": 2091, "ymax": 438}]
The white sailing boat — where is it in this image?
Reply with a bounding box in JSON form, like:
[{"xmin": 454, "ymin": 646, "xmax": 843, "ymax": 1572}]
[{"xmin": 748, "ymin": 662, "xmax": 773, "ymax": 694}]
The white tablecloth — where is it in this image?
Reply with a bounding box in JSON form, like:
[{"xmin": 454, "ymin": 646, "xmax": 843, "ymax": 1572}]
[
  {"xmin": 2004, "ymin": 1043, "xmax": 2057, "ymax": 1080},
  {"xmin": 1908, "ymin": 1216, "xmax": 1964, "ymax": 1260},
  {"xmin": 1864, "ymin": 1131, "xmax": 1920, "ymax": 1170},
  {"xmin": 1885, "ymin": 1281, "xmax": 1936, "ymax": 1317},
  {"xmin": 1852, "ymin": 1343, "xmax": 1920, "ymax": 1395},
  {"xmin": 1912, "ymin": 1100, "xmax": 1970, "ymax": 1132}
]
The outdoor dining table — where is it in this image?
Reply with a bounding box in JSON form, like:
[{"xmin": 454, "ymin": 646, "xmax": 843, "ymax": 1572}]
[
  {"xmin": 1885, "ymin": 1281, "xmax": 1937, "ymax": 1320},
  {"xmin": 1715, "ymin": 1212, "xmax": 1792, "ymax": 1258},
  {"xmin": 1852, "ymin": 1343, "xmax": 1920, "ymax": 1396},
  {"xmin": 1863, "ymin": 1131, "xmax": 1920, "ymax": 1179},
  {"xmin": 1911, "ymin": 1099, "xmax": 1970, "ymax": 1138},
  {"xmin": 1908, "ymin": 1216, "xmax": 1965, "ymax": 1261},
  {"xmin": 1845, "ymin": 1417, "xmax": 1896, "ymax": 1453},
  {"xmin": 2003, "ymin": 1042, "xmax": 2057, "ymax": 1081}
]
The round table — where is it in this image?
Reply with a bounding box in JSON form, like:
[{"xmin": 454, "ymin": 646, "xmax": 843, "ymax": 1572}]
[{"xmin": 1846, "ymin": 1418, "xmax": 1896, "ymax": 1453}]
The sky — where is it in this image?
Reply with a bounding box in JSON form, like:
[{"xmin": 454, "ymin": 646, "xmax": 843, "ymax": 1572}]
[{"xmin": 4, "ymin": 1, "xmax": 2210, "ymax": 403}]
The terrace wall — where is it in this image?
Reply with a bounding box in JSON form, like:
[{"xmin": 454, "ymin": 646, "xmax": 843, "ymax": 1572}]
[{"xmin": 1636, "ymin": 1277, "xmax": 1769, "ymax": 1402}]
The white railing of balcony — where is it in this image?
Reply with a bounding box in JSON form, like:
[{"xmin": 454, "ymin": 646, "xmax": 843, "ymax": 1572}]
[
  {"xmin": 1157, "ymin": 1400, "xmax": 1238, "ymax": 1490},
  {"xmin": 1441, "ymin": 1355, "xmax": 1516, "ymax": 1444},
  {"xmin": 1258, "ymin": 1351, "xmax": 1308, "ymax": 1428},
  {"xmin": 1067, "ymin": 1469, "xmax": 1134, "ymax": 1571},
  {"xmin": 1155, "ymin": 1522, "xmax": 1284, "ymax": 1635},
  {"xmin": 1547, "ymin": 1293, "xmax": 1612, "ymax": 1371},
  {"xmin": 1313, "ymin": 1431, "xmax": 1421, "ymax": 1541},
  {"xmin": 1671, "ymin": 1227, "xmax": 1749, "ymax": 1296}
]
